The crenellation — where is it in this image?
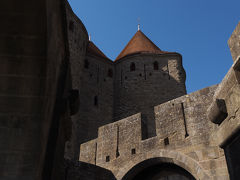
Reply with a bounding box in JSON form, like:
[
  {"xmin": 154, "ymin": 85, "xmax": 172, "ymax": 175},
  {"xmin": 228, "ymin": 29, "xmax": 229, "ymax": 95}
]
[
  {"xmin": 79, "ymin": 85, "xmax": 229, "ymax": 179},
  {"xmin": 1, "ymin": 1, "xmax": 239, "ymax": 179}
]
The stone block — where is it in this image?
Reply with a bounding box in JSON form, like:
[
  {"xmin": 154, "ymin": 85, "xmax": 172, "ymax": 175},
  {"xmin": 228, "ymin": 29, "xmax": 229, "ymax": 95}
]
[{"xmin": 228, "ymin": 22, "xmax": 240, "ymax": 62}]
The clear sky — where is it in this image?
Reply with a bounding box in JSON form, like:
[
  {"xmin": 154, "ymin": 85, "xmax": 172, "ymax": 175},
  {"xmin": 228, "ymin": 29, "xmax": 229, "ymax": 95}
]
[{"xmin": 68, "ymin": 0, "xmax": 240, "ymax": 93}]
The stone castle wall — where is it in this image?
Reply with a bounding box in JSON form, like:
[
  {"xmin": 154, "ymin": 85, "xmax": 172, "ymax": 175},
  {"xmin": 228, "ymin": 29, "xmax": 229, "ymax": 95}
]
[
  {"xmin": 74, "ymin": 53, "xmax": 114, "ymax": 155},
  {"xmin": 64, "ymin": 2, "xmax": 115, "ymax": 160},
  {"xmin": 207, "ymin": 55, "xmax": 240, "ymax": 179},
  {"xmin": 79, "ymin": 54, "xmax": 114, "ymax": 139},
  {"xmin": 64, "ymin": 1, "xmax": 89, "ymax": 160},
  {"xmin": 114, "ymin": 53, "xmax": 186, "ymax": 138},
  {"xmin": 80, "ymin": 85, "xmax": 229, "ymax": 179},
  {"xmin": 228, "ymin": 22, "xmax": 240, "ymax": 62},
  {"xmin": 0, "ymin": 0, "xmax": 72, "ymax": 179},
  {"xmin": 63, "ymin": 3, "xmax": 190, "ymax": 161}
]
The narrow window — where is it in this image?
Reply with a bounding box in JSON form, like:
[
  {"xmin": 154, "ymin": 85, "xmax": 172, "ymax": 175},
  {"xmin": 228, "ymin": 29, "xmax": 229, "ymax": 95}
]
[
  {"xmin": 153, "ymin": 61, "xmax": 159, "ymax": 70},
  {"xmin": 108, "ymin": 68, "xmax": 113, "ymax": 78},
  {"xmin": 164, "ymin": 137, "xmax": 169, "ymax": 145},
  {"xmin": 84, "ymin": 59, "xmax": 89, "ymax": 69},
  {"xmin": 94, "ymin": 96, "xmax": 98, "ymax": 106},
  {"xmin": 130, "ymin": 62, "xmax": 135, "ymax": 71},
  {"xmin": 131, "ymin": 148, "xmax": 136, "ymax": 155},
  {"xmin": 106, "ymin": 156, "xmax": 110, "ymax": 162},
  {"xmin": 144, "ymin": 64, "xmax": 146, "ymax": 80},
  {"xmin": 121, "ymin": 69, "xmax": 123, "ymax": 85},
  {"xmin": 69, "ymin": 20, "xmax": 74, "ymax": 32}
]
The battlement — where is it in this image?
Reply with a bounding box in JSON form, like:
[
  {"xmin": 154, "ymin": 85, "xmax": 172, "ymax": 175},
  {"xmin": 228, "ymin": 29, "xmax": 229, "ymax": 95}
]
[{"xmin": 79, "ymin": 85, "xmax": 229, "ymax": 179}]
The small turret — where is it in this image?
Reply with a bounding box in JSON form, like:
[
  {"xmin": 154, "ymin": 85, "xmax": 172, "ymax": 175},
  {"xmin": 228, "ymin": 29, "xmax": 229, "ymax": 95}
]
[{"xmin": 114, "ymin": 30, "xmax": 186, "ymax": 138}]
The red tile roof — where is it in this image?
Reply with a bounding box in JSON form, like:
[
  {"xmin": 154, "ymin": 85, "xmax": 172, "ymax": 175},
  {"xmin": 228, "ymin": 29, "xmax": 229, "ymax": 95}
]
[{"xmin": 115, "ymin": 30, "xmax": 170, "ymax": 61}]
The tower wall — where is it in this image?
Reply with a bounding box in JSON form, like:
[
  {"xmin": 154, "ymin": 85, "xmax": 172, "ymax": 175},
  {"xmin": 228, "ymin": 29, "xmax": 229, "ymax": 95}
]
[
  {"xmin": 65, "ymin": 3, "xmax": 114, "ymax": 160},
  {"xmin": 114, "ymin": 53, "xmax": 186, "ymax": 138},
  {"xmin": 0, "ymin": 0, "xmax": 72, "ymax": 179},
  {"xmin": 64, "ymin": 3, "xmax": 89, "ymax": 160},
  {"xmin": 76, "ymin": 53, "xmax": 114, "ymax": 147}
]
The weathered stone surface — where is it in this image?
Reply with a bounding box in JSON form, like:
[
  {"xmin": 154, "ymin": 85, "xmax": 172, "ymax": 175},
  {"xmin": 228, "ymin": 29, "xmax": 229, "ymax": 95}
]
[
  {"xmin": 80, "ymin": 85, "xmax": 229, "ymax": 179},
  {"xmin": 2, "ymin": 0, "xmax": 240, "ymax": 179},
  {"xmin": 228, "ymin": 22, "xmax": 240, "ymax": 62}
]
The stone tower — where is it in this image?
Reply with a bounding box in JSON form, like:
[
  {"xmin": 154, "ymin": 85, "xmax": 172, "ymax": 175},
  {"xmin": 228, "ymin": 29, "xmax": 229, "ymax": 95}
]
[{"xmin": 114, "ymin": 30, "xmax": 186, "ymax": 138}]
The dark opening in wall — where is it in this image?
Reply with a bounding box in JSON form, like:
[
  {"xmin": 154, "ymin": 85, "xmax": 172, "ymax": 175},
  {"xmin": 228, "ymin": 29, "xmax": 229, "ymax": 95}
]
[
  {"xmin": 164, "ymin": 137, "xmax": 169, "ymax": 145},
  {"xmin": 130, "ymin": 62, "xmax": 136, "ymax": 71},
  {"xmin": 233, "ymin": 57, "xmax": 240, "ymax": 84},
  {"xmin": 149, "ymin": 73, "xmax": 152, "ymax": 76},
  {"xmin": 224, "ymin": 131, "xmax": 240, "ymax": 180},
  {"xmin": 108, "ymin": 68, "xmax": 113, "ymax": 78},
  {"xmin": 131, "ymin": 148, "xmax": 136, "ymax": 155},
  {"xmin": 153, "ymin": 61, "xmax": 159, "ymax": 70},
  {"xmin": 139, "ymin": 73, "xmax": 142, "ymax": 77},
  {"xmin": 125, "ymin": 76, "xmax": 127, "ymax": 80},
  {"xmin": 106, "ymin": 156, "xmax": 110, "ymax": 162},
  {"xmin": 84, "ymin": 59, "xmax": 89, "ymax": 69},
  {"xmin": 116, "ymin": 151, "xmax": 120, "ymax": 158},
  {"xmin": 69, "ymin": 20, "xmax": 74, "ymax": 32},
  {"xmin": 94, "ymin": 96, "xmax": 98, "ymax": 106}
]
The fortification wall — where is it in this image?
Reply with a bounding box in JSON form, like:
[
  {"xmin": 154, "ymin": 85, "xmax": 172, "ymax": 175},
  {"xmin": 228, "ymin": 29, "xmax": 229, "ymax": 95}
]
[
  {"xmin": 64, "ymin": 3, "xmax": 115, "ymax": 160},
  {"xmin": 228, "ymin": 21, "xmax": 240, "ymax": 62},
  {"xmin": 64, "ymin": 2, "xmax": 89, "ymax": 160},
  {"xmin": 0, "ymin": 0, "xmax": 72, "ymax": 179},
  {"xmin": 207, "ymin": 55, "xmax": 240, "ymax": 179},
  {"xmin": 80, "ymin": 85, "xmax": 229, "ymax": 179},
  {"xmin": 75, "ymin": 53, "xmax": 114, "ymax": 152},
  {"xmin": 113, "ymin": 53, "xmax": 186, "ymax": 138}
]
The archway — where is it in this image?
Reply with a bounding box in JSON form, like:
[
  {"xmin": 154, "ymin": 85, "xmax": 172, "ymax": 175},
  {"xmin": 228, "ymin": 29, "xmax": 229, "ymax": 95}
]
[
  {"xmin": 115, "ymin": 149, "xmax": 210, "ymax": 180},
  {"xmin": 122, "ymin": 160, "xmax": 195, "ymax": 180}
]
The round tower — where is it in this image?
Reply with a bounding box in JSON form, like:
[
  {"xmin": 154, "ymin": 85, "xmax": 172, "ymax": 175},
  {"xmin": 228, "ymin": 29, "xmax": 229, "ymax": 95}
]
[{"xmin": 113, "ymin": 30, "xmax": 186, "ymax": 138}]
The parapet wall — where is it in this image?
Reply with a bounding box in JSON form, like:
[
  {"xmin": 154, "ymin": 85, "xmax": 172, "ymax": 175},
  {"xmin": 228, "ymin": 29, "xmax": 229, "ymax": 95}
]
[{"xmin": 79, "ymin": 85, "xmax": 229, "ymax": 179}]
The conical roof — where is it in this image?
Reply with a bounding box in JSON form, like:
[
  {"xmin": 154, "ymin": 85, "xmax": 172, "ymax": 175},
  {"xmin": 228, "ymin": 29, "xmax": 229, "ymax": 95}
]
[
  {"xmin": 115, "ymin": 30, "xmax": 169, "ymax": 61},
  {"xmin": 87, "ymin": 41, "xmax": 108, "ymax": 59}
]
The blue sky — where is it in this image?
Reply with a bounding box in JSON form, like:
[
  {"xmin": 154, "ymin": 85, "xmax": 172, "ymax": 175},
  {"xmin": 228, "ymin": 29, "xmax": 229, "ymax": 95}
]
[{"xmin": 68, "ymin": 0, "xmax": 240, "ymax": 93}]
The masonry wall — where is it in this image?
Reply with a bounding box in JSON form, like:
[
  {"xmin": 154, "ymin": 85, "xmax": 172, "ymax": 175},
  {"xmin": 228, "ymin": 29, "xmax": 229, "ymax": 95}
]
[
  {"xmin": 80, "ymin": 85, "xmax": 229, "ymax": 179},
  {"xmin": 77, "ymin": 53, "xmax": 114, "ymax": 142},
  {"xmin": 0, "ymin": 0, "xmax": 71, "ymax": 179},
  {"xmin": 64, "ymin": 2, "xmax": 89, "ymax": 160},
  {"xmin": 0, "ymin": 1, "xmax": 47, "ymax": 179},
  {"xmin": 228, "ymin": 22, "xmax": 240, "ymax": 62},
  {"xmin": 207, "ymin": 55, "xmax": 240, "ymax": 179},
  {"xmin": 67, "ymin": 52, "xmax": 114, "ymax": 160},
  {"xmin": 114, "ymin": 53, "xmax": 186, "ymax": 138}
]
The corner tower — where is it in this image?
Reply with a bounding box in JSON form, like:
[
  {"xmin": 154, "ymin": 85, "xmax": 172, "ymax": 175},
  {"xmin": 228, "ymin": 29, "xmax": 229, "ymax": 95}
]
[{"xmin": 113, "ymin": 30, "xmax": 186, "ymax": 138}]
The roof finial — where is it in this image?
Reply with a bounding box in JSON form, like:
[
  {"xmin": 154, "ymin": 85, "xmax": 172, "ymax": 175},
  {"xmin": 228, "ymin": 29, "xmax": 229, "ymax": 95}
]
[
  {"xmin": 137, "ymin": 18, "xmax": 140, "ymax": 31},
  {"xmin": 89, "ymin": 34, "xmax": 91, "ymax": 41}
]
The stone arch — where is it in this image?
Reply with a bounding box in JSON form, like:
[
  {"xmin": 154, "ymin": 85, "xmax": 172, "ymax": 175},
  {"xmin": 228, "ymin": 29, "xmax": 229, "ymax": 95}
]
[{"xmin": 116, "ymin": 149, "xmax": 210, "ymax": 180}]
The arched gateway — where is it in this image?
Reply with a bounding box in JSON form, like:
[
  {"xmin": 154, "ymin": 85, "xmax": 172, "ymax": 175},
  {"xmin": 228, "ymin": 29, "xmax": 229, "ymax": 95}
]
[
  {"xmin": 122, "ymin": 159, "xmax": 195, "ymax": 180},
  {"xmin": 115, "ymin": 150, "xmax": 211, "ymax": 180}
]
